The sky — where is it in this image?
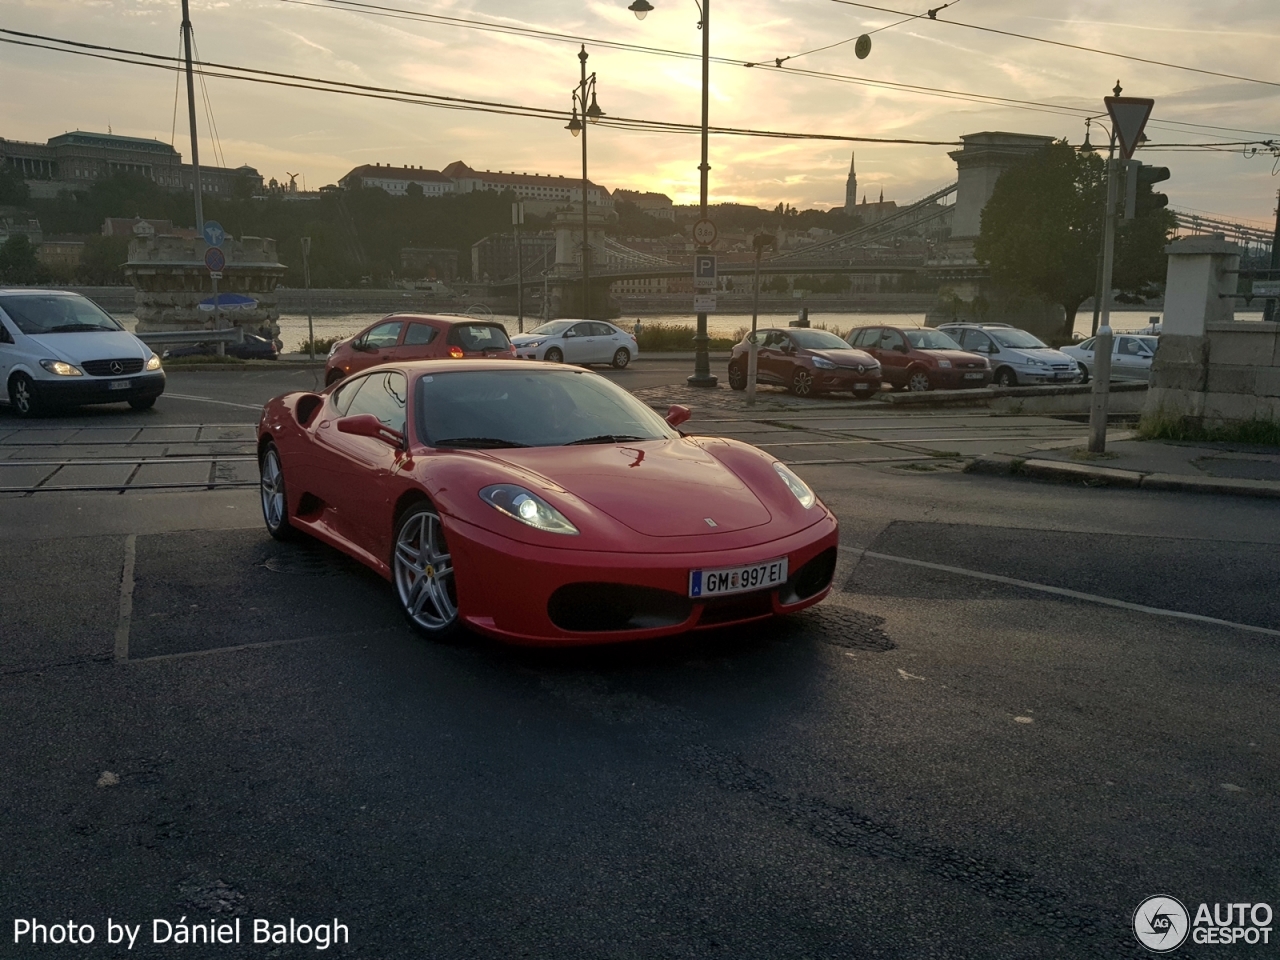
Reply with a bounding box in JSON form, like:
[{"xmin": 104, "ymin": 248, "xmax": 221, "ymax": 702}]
[{"xmin": 2, "ymin": 0, "xmax": 1278, "ymax": 227}]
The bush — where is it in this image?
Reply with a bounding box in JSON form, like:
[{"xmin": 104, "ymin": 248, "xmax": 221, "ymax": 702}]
[
  {"xmin": 633, "ymin": 321, "xmax": 737, "ymax": 352},
  {"xmin": 1139, "ymin": 415, "xmax": 1280, "ymax": 448},
  {"xmin": 298, "ymin": 335, "xmax": 344, "ymax": 355}
]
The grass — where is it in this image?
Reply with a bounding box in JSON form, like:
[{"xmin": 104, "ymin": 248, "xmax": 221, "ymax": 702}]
[
  {"xmin": 298, "ymin": 335, "xmax": 344, "ymax": 355},
  {"xmin": 1138, "ymin": 414, "xmax": 1280, "ymax": 448}
]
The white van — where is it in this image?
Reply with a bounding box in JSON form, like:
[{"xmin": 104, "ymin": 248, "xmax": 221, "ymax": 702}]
[{"xmin": 0, "ymin": 290, "xmax": 165, "ymax": 417}]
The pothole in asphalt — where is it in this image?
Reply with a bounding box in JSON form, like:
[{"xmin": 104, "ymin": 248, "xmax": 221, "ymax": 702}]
[
  {"xmin": 257, "ymin": 548, "xmax": 360, "ymax": 577},
  {"xmin": 786, "ymin": 604, "xmax": 895, "ymax": 651}
]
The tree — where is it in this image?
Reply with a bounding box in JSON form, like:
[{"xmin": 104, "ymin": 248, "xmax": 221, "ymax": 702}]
[
  {"xmin": 0, "ymin": 235, "xmax": 49, "ymax": 284},
  {"xmin": 0, "ymin": 164, "xmax": 29, "ymax": 206},
  {"xmin": 77, "ymin": 235, "xmax": 131, "ymax": 285},
  {"xmin": 974, "ymin": 140, "xmax": 1175, "ymax": 339}
]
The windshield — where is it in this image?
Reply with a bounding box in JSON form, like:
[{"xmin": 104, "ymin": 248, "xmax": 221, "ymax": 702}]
[
  {"xmin": 416, "ymin": 369, "xmax": 677, "ymax": 448},
  {"xmin": 905, "ymin": 329, "xmax": 963, "ymax": 350},
  {"xmin": 0, "ymin": 294, "xmax": 123, "ymax": 335},
  {"xmin": 989, "ymin": 329, "xmax": 1048, "ymax": 349},
  {"xmin": 447, "ymin": 323, "xmax": 511, "ymax": 351},
  {"xmin": 528, "ymin": 321, "xmax": 575, "ymax": 337},
  {"xmin": 790, "ymin": 329, "xmax": 852, "ymax": 350}
]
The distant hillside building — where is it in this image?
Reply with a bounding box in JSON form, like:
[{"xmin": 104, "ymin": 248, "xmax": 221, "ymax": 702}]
[
  {"xmin": 338, "ymin": 164, "xmax": 455, "ymax": 196},
  {"xmin": 613, "ymin": 189, "xmax": 675, "ymax": 221},
  {"xmin": 0, "ymin": 130, "xmax": 261, "ymax": 198}
]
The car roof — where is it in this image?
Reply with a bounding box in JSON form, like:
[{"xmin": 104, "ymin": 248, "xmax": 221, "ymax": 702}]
[
  {"xmin": 354, "ymin": 358, "xmax": 590, "ymax": 376},
  {"xmin": 368, "ymin": 314, "xmax": 508, "ymax": 329}
]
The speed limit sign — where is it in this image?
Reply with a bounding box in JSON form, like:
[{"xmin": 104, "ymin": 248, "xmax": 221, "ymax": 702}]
[{"xmin": 692, "ymin": 218, "xmax": 718, "ymax": 246}]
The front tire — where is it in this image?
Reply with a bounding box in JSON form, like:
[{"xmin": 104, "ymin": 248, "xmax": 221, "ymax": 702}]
[
  {"xmin": 544, "ymin": 347, "xmax": 564, "ymax": 364},
  {"xmin": 906, "ymin": 369, "xmax": 932, "ymax": 392},
  {"xmin": 325, "ymin": 369, "xmax": 344, "ymax": 387},
  {"xmin": 994, "ymin": 367, "xmax": 1018, "ymax": 388},
  {"xmin": 259, "ymin": 443, "xmax": 296, "ymax": 541},
  {"xmin": 393, "ymin": 503, "xmax": 461, "ymax": 641},
  {"xmin": 611, "ymin": 348, "xmax": 631, "ymax": 369},
  {"xmin": 790, "ymin": 369, "xmax": 815, "ymax": 397},
  {"xmin": 8, "ymin": 373, "xmax": 40, "ymax": 418},
  {"xmin": 727, "ymin": 362, "xmax": 746, "ymax": 390},
  {"xmin": 1076, "ymin": 362, "xmax": 1090, "ymax": 384}
]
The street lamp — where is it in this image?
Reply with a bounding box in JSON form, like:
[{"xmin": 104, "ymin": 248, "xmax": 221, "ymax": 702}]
[
  {"xmin": 567, "ymin": 46, "xmax": 604, "ymax": 319},
  {"xmin": 630, "ymin": 0, "xmax": 718, "ymax": 387}
]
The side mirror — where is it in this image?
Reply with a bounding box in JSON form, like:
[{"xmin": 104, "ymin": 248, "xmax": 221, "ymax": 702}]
[
  {"xmin": 337, "ymin": 413, "xmax": 405, "ymax": 448},
  {"xmin": 665, "ymin": 404, "xmax": 691, "ymax": 429}
]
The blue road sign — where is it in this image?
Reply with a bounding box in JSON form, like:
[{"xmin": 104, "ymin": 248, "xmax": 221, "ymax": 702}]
[
  {"xmin": 202, "ymin": 220, "xmax": 226, "ymax": 248},
  {"xmin": 204, "ymin": 247, "xmax": 226, "ymax": 274},
  {"xmin": 694, "ymin": 254, "xmax": 717, "ymax": 289}
]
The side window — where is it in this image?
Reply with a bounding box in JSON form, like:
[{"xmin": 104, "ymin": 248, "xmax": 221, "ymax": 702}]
[
  {"xmin": 0, "ymin": 318, "xmax": 13, "ymax": 344},
  {"xmin": 960, "ymin": 329, "xmax": 989, "ymax": 352},
  {"xmin": 568, "ymin": 322, "xmax": 594, "ymax": 339},
  {"xmin": 590, "ymin": 322, "xmax": 615, "ymax": 337},
  {"xmin": 346, "ymin": 372, "xmax": 408, "ymax": 435},
  {"xmin": 360, "ymin": 321, "xmax": 403, "ymax": 349},
  {"xmin": 1078, "ymin": 338, "xmax": 1095, "ymax": 351},
  {"xmin": 331, "ymin": 375, "xmax": 368, "ymax": 416},
  {"xmin": 403, "ymin": 322, "xmax": 437, "ymax": 346},
  {"xmin": 881, "ymin": 330, "xmax": 906, "ymax": 351},
  {"xmin": 852, "ymin": 328, "xmax": 876, "ymax": 347}
]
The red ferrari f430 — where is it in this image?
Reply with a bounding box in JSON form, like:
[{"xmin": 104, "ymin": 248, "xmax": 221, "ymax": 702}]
[{"xmin": 257, "ymin": 360, "xmax": 838, "ymax": 645}]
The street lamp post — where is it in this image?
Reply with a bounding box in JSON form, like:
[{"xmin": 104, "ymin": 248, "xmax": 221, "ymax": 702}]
[
  {"xmin": 566, "ymin": 46, "xmax": 604, "ymax": 319},
  {"xmin": 301, "ymin": 236, "xmax": 313, "ymax": 360},
  {"xmin": 630, "ymin": 0, "xmax": 718, "ymax": 387}
]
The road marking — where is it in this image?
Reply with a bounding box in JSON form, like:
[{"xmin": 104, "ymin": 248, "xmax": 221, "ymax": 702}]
[
  {"xmin": 127, "ymin": 628, "xmax": 391, "ymax": 663},
  {"xmin": 756, "ymin": 436, "xmax": 1080, "ymax": 447},
  {"xmin": 115, "ymin": 534, "xmax": 137, "ymax": 661},
  {"xmin": 860, "ymin": 550, "xmax": 1280, "ymax": 638},
  {"xmin": 165, "ymin": 393, "xmax": 264, "ymax": 410}
]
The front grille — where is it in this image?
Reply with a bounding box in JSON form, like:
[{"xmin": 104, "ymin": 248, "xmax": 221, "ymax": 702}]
[
  {"xmin": 960, "ymin": 361, "xmax": 982, "ymax": 369},
  {"xmin": 779, "ymin": 548, "xmax": 838, "ymax": 604},
  {"xmin": 82, "ymin": 358, "xmax": 144, "ymax": 377},
  {"xmin": 1050, "ymin": 363, "xmax": 1072, "ymax": 370},
  {"xmin": 698, "ymin": 590, "xmax": 774, "ymax": 626}
]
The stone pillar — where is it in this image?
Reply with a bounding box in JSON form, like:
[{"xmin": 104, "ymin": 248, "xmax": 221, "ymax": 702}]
[{"xmin": 1143, "ymin": 233, "xmax": 1247, "ymax": 428}]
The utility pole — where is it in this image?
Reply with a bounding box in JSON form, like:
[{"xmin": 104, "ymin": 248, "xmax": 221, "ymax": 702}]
[
  {"xmin": 1088, "ymin": 137, "xmax": 1118, "ymax": 453},
  {"xmin": 180, "ymin": 0, "xmax": 203, "ymax": 233},
  {"xmin": 1265, "ymin": 188, "xmax": 1280, "ymax": 324},
  {"xmin": 301, "ymin": 237, "xmax": 313, "ymax": 360},
  {"xmin": 688, "ymin": 0, "xmax": 717, "ymax": 387},
  {"xmin": 513, "ymin": 202, "xmax": 525, "ymax": 333},
  {"xmin": 579, "ymin": 46, "xmax": 591, "ymax": 320},
  {"xmin": 746, "ymin": 231, "xmax": 774, "ymax": 406}
]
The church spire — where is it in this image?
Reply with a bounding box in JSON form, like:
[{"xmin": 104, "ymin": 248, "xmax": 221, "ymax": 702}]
[{"xmin": 844, "ymin": 150, "xmax": 857, "ymax": 212}]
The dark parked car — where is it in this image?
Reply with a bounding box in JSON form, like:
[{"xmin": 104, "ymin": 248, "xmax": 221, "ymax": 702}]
[
  {"xmin": 727, "ymin": 328, "xmax": 881, "ymax": 398},
  {"xmin": 325, "ymin": 314, "xmax": 514, "ymax": 386},
  {"xmin": 846, "ymin": 325, "xmax": 991, "ymax": 391},
  {"xmin": 163, "ymin": 333, "xmax": 279, "ymax": 361}
]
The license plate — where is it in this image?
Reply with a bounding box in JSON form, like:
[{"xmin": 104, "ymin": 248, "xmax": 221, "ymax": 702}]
[
  {"xmin": 690, "ymin": 557, "xmax": 788, "ymax": 598},
  {"xmin": 854, "ymin": 383, "xmax": 870, "ymax": 390},
  {"xmin": 108, "ymin": 380, "xmax": 131, "ymax": 390},
  {"xmin": 964, "ymin": 372, "xmax": 984, "ymax": 379}
]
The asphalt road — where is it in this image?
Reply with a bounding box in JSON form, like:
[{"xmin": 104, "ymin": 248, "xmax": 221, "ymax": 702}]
[{"xmin": 1, "ymin": 370, "xmax": 1276, "ymax": 959}]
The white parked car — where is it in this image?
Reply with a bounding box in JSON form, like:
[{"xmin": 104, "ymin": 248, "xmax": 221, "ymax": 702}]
[
  {"xmin": 937, "ymin": 323, "xmax": 1082, "ymax": 387},
  {"xmin": 0, "ymin": 290, "xmax": 165, "ymax": 417},
  {"xmin": 1061, "ymin": 334, "xmax": 1158, "ymax": 383},
  {"xmin": 511, "ymin": 320, "xmax": 639, "ymax": 369}
]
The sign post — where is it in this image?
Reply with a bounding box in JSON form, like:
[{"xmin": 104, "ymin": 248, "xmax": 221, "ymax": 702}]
[
  {"xmin": 203, "ymin": 221, "xmax": 227, "ymax": 357},
  {"xmin": 301, "ymin": 237, "xmax": 313, "ymax": 359},
  {"xmin": 1090, "ymin": 89, "xmax": 1154, "ymax": 453}
]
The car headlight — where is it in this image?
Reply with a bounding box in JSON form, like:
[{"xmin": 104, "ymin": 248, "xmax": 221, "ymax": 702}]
[
  {"xmin": 39, "ymin": 359, "xmax": 82, "ymax": 377},
  {"xmin": 1024, "ymin": 357, "xmax": 1046, "ymax": 366},
  {"xmin": 479, "ymin": 484, "xmax": 579, "ymax": 535},
  {"xmin": 146, "ymin": 353, "xmax": 162, "ymax": 371},
  {"xmin": 936, "ymin": 359, "xmax": 952, "ymax": 368},
  {"xmin": 328, "ymin": 341, "xmax": 341, "ymax": 357},
  {"xmin": 773, "ymin": 462, "xmax": 816, "ymax": 509},
  {"xmin": 811, "ymin": 357, "xmax": 837, "ymax": 369},
  {"xmin": 525, "ymin": 338, "xmax": 547, "ymax": 348}
]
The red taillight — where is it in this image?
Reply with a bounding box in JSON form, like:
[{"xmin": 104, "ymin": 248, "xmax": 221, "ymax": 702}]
[{"xmin": 449, "ymin": 346, "xmax": 464, "ymax": 358}]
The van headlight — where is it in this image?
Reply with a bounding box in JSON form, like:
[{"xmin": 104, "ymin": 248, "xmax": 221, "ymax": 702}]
[
  {"xmin": 146, "ymin": 353, "xmax": 162, "ymax": 371},
  {"xmin": 39, "ymin": 359, "xmax": 82, "ymax": 376}
]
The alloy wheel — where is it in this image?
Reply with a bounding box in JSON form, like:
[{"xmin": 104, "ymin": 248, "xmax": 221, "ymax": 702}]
[
  {"xmin": 791, "ymin": 370, "xmax": 814, "ymax": 397},
  {"xmin": 394, "ymin": 507, "xmax": 459, "ymax": 635},
  {"xmin": 9, "ymin": 374, "xmax": 37, "ymax": 418},
  {"xmin": 727, "ymin": 363, "xmax": 746, "ymax": 390},
  {"xmin": 259, "ymin": 445, "xmax": 293, "ymax": 540},
  {"xmin": 612, "ymin": 348, "xmax": 630, "ymax": 369},
  {"xmin": 545, "ymin": 347, "xmax": 564, "ymax": 363}
]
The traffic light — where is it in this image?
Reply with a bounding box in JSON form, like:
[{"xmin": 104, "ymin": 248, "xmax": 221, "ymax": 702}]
[{"xmin": 1124, "ymin": 161, "xmax": 1170, "ymax": 219}]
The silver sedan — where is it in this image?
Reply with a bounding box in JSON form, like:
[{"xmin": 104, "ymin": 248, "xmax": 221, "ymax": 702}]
[
  {"xmin": 510, "ymin": 320, "xmax": 640, "ymax": 369},
  {"xmin": 1061, "ymin": 334, "xmax": 1158, "ymax": 383}
]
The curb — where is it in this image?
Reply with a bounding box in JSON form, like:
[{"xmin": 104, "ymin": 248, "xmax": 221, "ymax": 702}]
[{"xmin": 965, "ymin": 455, "xmax": 1280, "ymax": 499}]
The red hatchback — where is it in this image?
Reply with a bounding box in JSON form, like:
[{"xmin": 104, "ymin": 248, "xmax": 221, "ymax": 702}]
[
  {"xmin": 847, "ymin": 325, "xmax": 991, "ymax": 391},
  {"xmin": 727, "ymin": 327, "xmax": 882, "ymax": 398},
  {"xmin": 325, "ymin": 314, "xmax": 514, "ymax": 385}
]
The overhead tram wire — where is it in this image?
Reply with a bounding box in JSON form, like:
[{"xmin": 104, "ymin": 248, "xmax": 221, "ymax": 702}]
[
  {"xmin": 747, "ymin": 0, "xmax": 960, "ymax": 68},
  {"xmin": 274, "ymin": 0, "xmax": 1280, "ymax": 142},
  {"xmin": 829, "ymin": 0, "xmax": 1280, "ymax": 90},
  {"xmin": 0, "ymin": 29, "xmax": 961, "ymax": 146}
]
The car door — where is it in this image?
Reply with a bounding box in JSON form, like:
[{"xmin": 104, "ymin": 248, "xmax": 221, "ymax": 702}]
[
  {"xmin": 0, "ymin": 314, "xmax": 18, "ymax": 388},
  {"xmin": 590, "ymin": 322, "xmax": 620, "ymax": 362},
  {"xmin": 314, "ymin": 370, "xmax": 409, "ymax": 551},
  {"xmin": 397, "ymin": 321, "xmax": 439, "ymax": 361},
  {"xmin": 877, "ymin": 329, "xmax": 910, "ymax": 386},
  {"xmin": 561, "ymin": 322, "xmax": 597, "ymax": 363},
  {"xmin": 1113, "ymin": 336, "xmax": 1152, "ymax": 381},
  {"xmin": 348, "ymin": 320, "xmax": 404, "ymax": 376},
  {"xmin": 959, "ymin": 329, "xmax": 994, "ymax": 362},
  {"xmin": 755, "ymin": 331, "xmax": 787, "ymax": 384}
]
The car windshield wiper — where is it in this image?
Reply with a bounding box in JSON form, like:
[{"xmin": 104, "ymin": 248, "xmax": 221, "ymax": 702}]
[
  {"xmin": 433, "ymin": 437, "xmax": 530, "ymax": 449},
  {"xmin": 48, "ymin": 323, "xmax": 115, "ymax": 333},
  {"xmin": 564, "ymin": 434, "xmax": 649, "ymax": 445}
]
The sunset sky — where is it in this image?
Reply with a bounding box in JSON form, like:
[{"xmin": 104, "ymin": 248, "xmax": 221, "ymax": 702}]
[{"xmin": 3, "ymin": 0, "xmax": 1278, "ymax": 227}]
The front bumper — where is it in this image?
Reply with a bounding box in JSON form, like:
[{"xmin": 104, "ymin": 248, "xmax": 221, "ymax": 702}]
[
  {"xmin": 1016, "ymin": 368, "xmax": 1080, "ymax": 384},
  {"xmin": 32, "ymin": 371, "xmax": 166, "ymax": 406},
  {"xmin": 815, "ymin": 369, "xmax": 881, "ymax": 396},
  {"xmin": 448, "ymin": 512, "xmax": 840, "ymax": 645},
  {"xmin": 934, "ymin": 369, "xmax": 993, "ymax": 389}
]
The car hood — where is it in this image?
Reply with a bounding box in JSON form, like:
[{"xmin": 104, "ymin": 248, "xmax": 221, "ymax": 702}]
[
  {"xmin": 26, "ymin": 330, "xmax": 149, "ymax": 365},
  {"xmin": 482, "ymin": 438, "xmax": 773, "ymax": 537},
  {"xmin": 1007, "ymin": 347, "xmax": 1073, "ymax": 363},
  {"xmin": 807, "ymin": 348, "xmax": 877, "ymax": 368},
  {"xmin": 918, "ymin": 349, "xmax": 987, "ymax": 362},
  {"xmin": 511, "ymin": 333, "xmax": 555, "ymax": 346}
]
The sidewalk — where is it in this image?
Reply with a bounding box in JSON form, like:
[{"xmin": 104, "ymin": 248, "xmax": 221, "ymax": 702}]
[{"xmin": 967, "ymin": 437, "xmax": 1280, "ymax": 499}]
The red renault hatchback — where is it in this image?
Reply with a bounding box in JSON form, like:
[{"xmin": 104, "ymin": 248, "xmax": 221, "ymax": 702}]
[{"xmin": 324, "ymin": 314, "xmax": 514, "ymax": 385}]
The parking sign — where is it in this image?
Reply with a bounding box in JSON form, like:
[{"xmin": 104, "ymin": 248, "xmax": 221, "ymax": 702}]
[{"xmin": 694, "ymin": 254, "xmax": 717, "ymax": 290}]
